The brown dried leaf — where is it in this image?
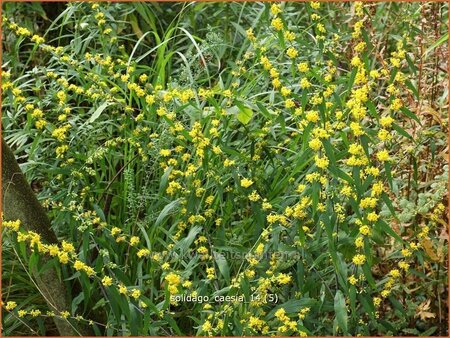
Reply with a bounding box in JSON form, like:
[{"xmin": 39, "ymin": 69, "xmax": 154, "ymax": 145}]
[
  {"xmin": 420, "ymin": 238, "xmax": 440, "ymax": 262},
  {"xmin": 415, "ymin": 300, "xmax": 436, "ymax": 321}
]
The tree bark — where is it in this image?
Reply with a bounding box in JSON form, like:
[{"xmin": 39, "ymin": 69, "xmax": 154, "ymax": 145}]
[{"xmin": 2, "ymin": 138, "xmax": 77, "ymax": 336}]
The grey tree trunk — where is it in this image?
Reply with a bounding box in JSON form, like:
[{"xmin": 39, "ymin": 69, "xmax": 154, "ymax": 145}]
[{"xmin": 2, "ymin": 138, "xmax": 77, "ymax": 336}]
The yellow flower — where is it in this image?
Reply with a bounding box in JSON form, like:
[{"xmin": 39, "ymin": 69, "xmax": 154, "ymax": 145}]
[
  {"xmin": 60, "ymin": 311, "xmax": 70, "ymax": 319},
  {"xmin": 145, "ymin": 95, "xmax": 155, "ymax": 105},
  {"xmin": 240, "ymin": 178, "xmax": 254, "ymax": 188},
  {"xmin": 274, "ymin": 308, "xmax": 287, "ymax": 320},
  {"xmin": 360, "ymin": 197, "xmax": 377, "ymax": 209},
  {"xmin": 286, "ymin": 47, "xmax": 298, "ymax": 59},
  {"xmin": 348, "ymin": 275, "xmax": 358, "ymax": 285},
  {"xmin": 315, "ymin": 155, "xmax": 329, "ymax": 169},
  {"xmin": 306, "ymin": 110, "xmax": 319, "ymax": 123},
  {"xmin": 35, "ymin": 119, "xmax": 47, "ymax": 129},
  {"xmin": 248, "ymin": 190, "xmax": 261, "ymax": 202},
  {"xmin": 378, "ymin": 129, "xmax": 391, "ymax": 141},
  {"xmin": 130, "ymin": 289, "xmax": 141, "ymax": 299},
  {"xmin": 350, "ymin": 122, "xmax": 364, "ymax": 136},
  {"xmin": 5, "ymin": 301, "xmax": 17, "ymax": 311},
  {"xmin": 58, "ymin": 251, "xmax": 69, "ymax": 264},
  {"xmin": 284, "ymin": 30, "xmax": 296, "ymax": 41},
  {"xmin": 380, "ymin": 116, "xmax": 394, "ymax": 128},
  {"xmin": 276, "ymin": 273, "xmax": 292, "ymax": 285},
  {"xmin": 84, "ymin": 266, "xmax": 96, "ymax": 277},
  {"xmin": 398, "ymin": 261, "xmax": 410, "ymax": 271},
  {"xmin": 390, "ymin": 269, "xmax": 401, "ymax": 278},
  {"xmin": 3, "ymin": 220, "xmax": 21, "ymax": 231},
  {"xmin": 370, "ymin": 70, "xmax": 380, "ymax": 79},
  {"xmin": 352, "ymin": 254, "xmax": 366, "ymax": 265},
  {"xmin": 401, "ymin": 248, "xmax": 412, "ymax": 257},
  {"xmin": 73, "ymin": 260, "xmax": 85, "ymax": 271},
  {"xmin": 159, "ymin": 149, "xmax": 171, "ymax": 157},
  {"xmin": 280, "ymin": 86, "xmax": 291, "ymax": 97},
  {"xmin": 137, "ymin": 73, "xmax": 148, "ymax": 83},
  {"xmin": 246, "ymin": 28, "xmax": 256, "ymax": 42},
  {"xmin": 376, "ymin": 150, "xmax": 390, "ymax": 162},
  {"xmin": 285, "ymin": 99, "xmax": 295, "ymax": 108},
  {"xmin": 367, "ymin": 212, "xmax": 379, "ymax": 222},
  {"xmin": 102, "ymin": 276, "xmax": 113, "ymax": 287},
  {"xmin": 270, "ymin": 3, "xmax": 282, "ymax": 16},
  {"xmin": 56, "ymin": 145, "xmax": 69, "ymax": 158},
  {"xmin": 31, "ymin": 34, "xmax": 45, "ymax": 44},
  {"xmin": 165, "ymin": 272, "xmax": 182, "ymax": 286},
  {"xmin": 111, "ymin": 227, "xmax": 122, "ymax": 236},
  {"xmin": 130, "ymin": 236, "xmax": 140, "ymax": 246},
  {"xmin": 359, "ymin": 225, "xmax": 371, "ymax": 236},
  {"xmin": 272, "ymin": 78, "xmax": 281, "ymax": 88},
  {"xmin": 51, "ymin": 124, "xmax": 71, "ymax": 141},
  {"xmin": 202, "ymin": 320, "xmax": 212, "ymax": 333},
  {"xmin": 31, "ymin": 108, "xmax": 43, "ymax": 119},
  {"xmin": 118, "ymin": 284, "xmax": 127, "ymax": 294},
  {"xmin": 271, "ymin": 17, "xmax": 283, "ymax": 31},
  {"xmin": 137, "ymin": 248, "xmax": 150, "ymax": 258},
  {"xmin": 300, "ymin": 78, "xmax": 311, "ymax": 89},
  {"xmin": 30, "ymin": 309, "xmax": 41, "ymax": 317}
]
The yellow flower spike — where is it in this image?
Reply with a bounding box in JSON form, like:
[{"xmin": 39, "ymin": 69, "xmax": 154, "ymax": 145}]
[
  {"xmin": 271, "ymin": 17, "xmax": 283, "ymax": 31},
  {"xmin": 130, "ymin": 289, "xmax": 141, "ymax": 299},
  {"xmin": 60, "ymin": 311, "xmax": 70, "ymax": 319},
  {"xmin": 286, "ymin": 47, "xmax": 298, "ymax": 59},
  {"xmin": 348, "ymin": 275, "xmax": 358, "ymax": 285},
  {"xmin": 240, "ymin": 178, "xmax": 254, "ymax": 188},
  {"xmin": 58, "ymin": 251, "xmax": 70, "ymax": 264},
  {"xmin": 3, "ymin": 219, "xmax": 21, "ymax": 232},
  {"xmin": 30, "ymin": 309, "xmax": 41, "ymax": 317},
  {"xmin": 352, "ymin": 254, "xmax": 366, "ymax": 265},
  {"xmin": 5, "ymin": 301, "xmax": 17, "ymax": 311},
  {"xmin": 118, "ymin": 284, "xmax": 128, "ymax": 295},
  {"xmin": 101, "ymin": 276, "xmax": 113, "ymax": 287},
  {"xmin": 270, "ymin": 3, "xmax": 282, "ymax": 16},
  {"xmin": 376, "ymin": 150, "xmax": 390, "ymax": 162},
  {"xmin": 130, "ymin": 236, "xmax": 140, "ymax": 246}
]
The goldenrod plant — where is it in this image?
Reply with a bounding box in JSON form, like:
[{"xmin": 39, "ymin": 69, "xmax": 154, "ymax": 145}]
[{"xmin": 1, "ymin": 1, "xmax": 448, "ymax": 336}]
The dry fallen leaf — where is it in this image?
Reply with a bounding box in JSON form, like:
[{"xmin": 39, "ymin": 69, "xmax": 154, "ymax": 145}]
[
  {"xmin": 415, "ymin": 300, "xmax": 436, "ymax": 321},
  {"xmin": 420, "ymin": 238, "xmax": 440, "ymax": 262}
]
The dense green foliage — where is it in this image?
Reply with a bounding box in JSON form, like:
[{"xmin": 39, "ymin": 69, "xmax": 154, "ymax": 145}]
[{"xmin": 2, "ymin": 2, "xmax": 448, "ymax": 336}]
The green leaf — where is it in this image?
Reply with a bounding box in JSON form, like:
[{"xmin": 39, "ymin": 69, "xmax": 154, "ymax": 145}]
[
  {"xmin": 400, "ymin": 107, "xmax": 420, "ymax": 124},
  {"xmin": 235, "ymin": 103, "xmax": 253, "ymax": 125},
  {"xmin": 256, "ymin": 101, "xmax": 274, "ymax": 119},
  {"xmin": 362, "ymin": 263, "xmax": 376, "ymax": 288},
  {"xmin": 420, "ymin": 326, "xmax": 437, "ymax": 336},
  {"xmin": 88, "ymin": 101, "xmax": 113, "ymax": 124},
  {"xmin": 154, "ymin": 199, "xmax": 180, "ymax": 227},
  {"xmin": 381, "ymin": 192, "xmax": 398, "ymax": 220},
  {"xmin": 174, "ymin": 225, "xmax": 202, "ymax": 253},
  {"xmin": 423, "ymin": 32, "xmax": 448, "ymax": 58},
  {"xmin": 159, "ymin": 166, "xmax": 173, "ymax": 195},
  {"xmin": 28, "ymin": 251, "xmax": 39, "ymax": 273},
  {"xmin": 334, "ymin": 290, "xmax": 348, "ymax": 334},
  {"xmin": 214, "ymin": 251, "xmax": 230, "ymax": 284},
  {"xmin": 376, "ymin": 219, "xmax": 403, "ymax": 243},
  {"xmin": 392, "ymin": 123, "xmax": 413, "ymax": 140}
]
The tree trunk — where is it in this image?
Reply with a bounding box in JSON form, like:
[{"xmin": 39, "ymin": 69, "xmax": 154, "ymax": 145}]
[{"xmin": 2, "ymin": 138, "xmax": 77, "ymax": 336}]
